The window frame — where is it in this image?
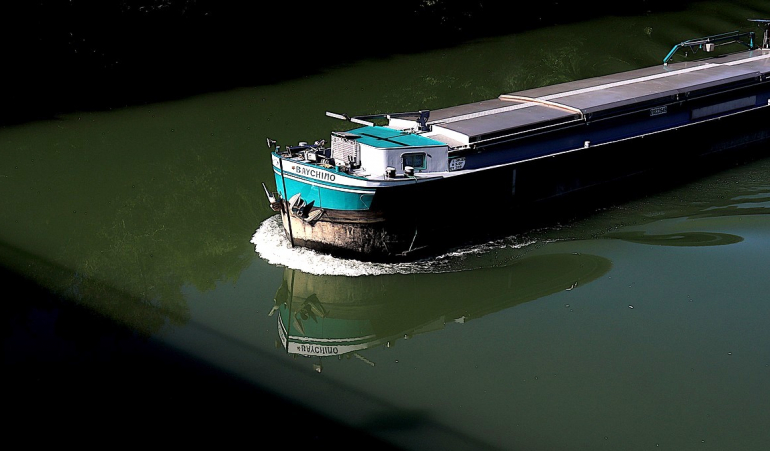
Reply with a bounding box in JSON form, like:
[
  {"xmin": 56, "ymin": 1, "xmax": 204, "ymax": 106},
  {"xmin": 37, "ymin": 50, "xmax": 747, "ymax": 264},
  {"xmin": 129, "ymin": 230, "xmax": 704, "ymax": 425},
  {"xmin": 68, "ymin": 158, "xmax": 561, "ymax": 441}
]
[{"xmin": 401, "ymin": 152, "xmax": 427, "ymax": 170}]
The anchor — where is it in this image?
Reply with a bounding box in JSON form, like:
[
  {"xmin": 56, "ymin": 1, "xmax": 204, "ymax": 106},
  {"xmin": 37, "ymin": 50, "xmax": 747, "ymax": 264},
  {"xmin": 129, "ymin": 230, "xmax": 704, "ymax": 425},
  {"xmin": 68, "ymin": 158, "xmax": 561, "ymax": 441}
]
[{"xmin": 288, "ymin": 194, "xmax": 324, "ymax": 224}]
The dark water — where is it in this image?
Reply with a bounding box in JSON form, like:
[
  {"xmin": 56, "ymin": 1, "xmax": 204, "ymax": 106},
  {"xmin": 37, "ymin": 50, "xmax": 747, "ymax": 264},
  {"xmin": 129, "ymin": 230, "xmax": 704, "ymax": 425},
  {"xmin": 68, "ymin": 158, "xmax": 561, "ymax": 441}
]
[{"xmin": 4, "ymin": 2, "xmax": 770, "ymax": 449}]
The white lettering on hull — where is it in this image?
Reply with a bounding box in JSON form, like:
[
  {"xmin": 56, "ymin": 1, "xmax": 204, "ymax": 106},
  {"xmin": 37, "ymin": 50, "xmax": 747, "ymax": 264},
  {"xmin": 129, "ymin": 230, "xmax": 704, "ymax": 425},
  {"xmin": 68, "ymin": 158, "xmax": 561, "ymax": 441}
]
[
  {"xmin": 289, "ymin": 343, "xmax": 341, "ymax": 356},
  {"xmin": 292, "ymin": 165, "xmax": 337, "ymax": 182}
]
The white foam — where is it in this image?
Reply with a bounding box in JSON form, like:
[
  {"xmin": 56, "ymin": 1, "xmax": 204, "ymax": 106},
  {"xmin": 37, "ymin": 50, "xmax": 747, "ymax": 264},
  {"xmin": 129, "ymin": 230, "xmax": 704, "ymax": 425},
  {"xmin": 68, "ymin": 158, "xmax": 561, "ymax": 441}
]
[{"xmin": 251, "ymin": 215, "xmax": 538, "ymax": 276}]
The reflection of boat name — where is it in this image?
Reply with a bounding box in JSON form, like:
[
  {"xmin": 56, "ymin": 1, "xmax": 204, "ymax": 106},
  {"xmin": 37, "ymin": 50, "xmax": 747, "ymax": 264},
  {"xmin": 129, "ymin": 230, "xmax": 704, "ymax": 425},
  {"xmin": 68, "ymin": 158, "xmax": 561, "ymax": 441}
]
[
  {"xmin": 297, "ymin": 344, "xmax": 339, "ymax": 355},
  {"xmin": 293, "ymin": 165, "xmax": 336, "ymax": 182}
]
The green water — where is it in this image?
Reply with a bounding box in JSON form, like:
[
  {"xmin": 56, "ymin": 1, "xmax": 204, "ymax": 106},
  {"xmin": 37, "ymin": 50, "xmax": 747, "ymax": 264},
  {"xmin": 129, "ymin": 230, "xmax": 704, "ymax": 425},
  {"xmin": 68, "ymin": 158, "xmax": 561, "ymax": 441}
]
[{"xmin": 4, "ymin": 2, "xmax": 770, "ymax": 449}]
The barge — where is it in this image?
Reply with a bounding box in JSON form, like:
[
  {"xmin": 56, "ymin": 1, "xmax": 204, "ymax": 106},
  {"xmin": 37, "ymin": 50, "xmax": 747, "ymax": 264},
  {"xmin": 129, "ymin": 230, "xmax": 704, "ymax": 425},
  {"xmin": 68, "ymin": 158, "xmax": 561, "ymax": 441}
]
[{"xmin": 262, "ymin": 21, "xmax": 770, "ymax": 261}]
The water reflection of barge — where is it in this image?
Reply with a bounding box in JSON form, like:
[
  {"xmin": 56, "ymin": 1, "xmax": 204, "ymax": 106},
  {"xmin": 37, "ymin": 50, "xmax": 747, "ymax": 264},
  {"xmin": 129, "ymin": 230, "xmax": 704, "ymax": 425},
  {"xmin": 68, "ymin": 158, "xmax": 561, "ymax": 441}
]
[
  {"xmin": 262, "ymin": 22, "xmax": 770, "ymax": 261},
  {"xmin": 271, "ymin": 253, "xmax": 611, "ymax": 364}
]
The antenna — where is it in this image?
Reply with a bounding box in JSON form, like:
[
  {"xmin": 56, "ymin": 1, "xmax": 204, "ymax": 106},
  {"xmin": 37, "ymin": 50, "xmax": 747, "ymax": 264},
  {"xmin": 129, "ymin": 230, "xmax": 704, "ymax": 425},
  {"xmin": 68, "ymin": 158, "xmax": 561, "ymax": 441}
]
[
  {"xmin": 325, "ymin": 111, "xmax": 374, "ymax": 126},
  {"xmin": 326, "ymin": 110, "xmax": 431, "ymax": 131}
]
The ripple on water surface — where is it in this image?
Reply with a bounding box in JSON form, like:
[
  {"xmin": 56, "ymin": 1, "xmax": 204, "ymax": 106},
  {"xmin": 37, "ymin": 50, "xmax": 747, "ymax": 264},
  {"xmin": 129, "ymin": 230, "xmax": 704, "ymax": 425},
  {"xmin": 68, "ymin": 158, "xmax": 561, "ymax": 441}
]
[{"xmin": 251, "ymin": 215, "xmax": 541, "ymax": 276}]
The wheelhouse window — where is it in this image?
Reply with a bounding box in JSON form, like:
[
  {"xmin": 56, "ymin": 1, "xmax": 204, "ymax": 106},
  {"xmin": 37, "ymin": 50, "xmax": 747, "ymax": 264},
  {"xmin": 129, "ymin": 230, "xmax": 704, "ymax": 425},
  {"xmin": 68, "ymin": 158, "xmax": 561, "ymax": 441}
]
[{"xmin": 402, "ymin": 152, "xmax": 427, "ymax": 170}]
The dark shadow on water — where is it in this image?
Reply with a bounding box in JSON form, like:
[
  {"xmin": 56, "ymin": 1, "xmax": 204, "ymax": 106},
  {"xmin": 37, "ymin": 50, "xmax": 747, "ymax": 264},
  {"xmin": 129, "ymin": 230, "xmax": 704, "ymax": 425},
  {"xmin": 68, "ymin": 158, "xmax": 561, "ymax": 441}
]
[
  {"xmin": 2, "ymin": 0, "xmax": 697, "ymax": 125},
  {"xmin": 0, "ymin": 262, "xmax": 404, "ymax": 449}
]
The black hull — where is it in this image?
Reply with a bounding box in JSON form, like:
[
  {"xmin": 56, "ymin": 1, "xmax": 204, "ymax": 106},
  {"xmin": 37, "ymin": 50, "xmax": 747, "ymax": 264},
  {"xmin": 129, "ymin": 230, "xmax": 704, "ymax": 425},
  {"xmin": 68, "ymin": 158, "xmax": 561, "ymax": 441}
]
[{"xmin": 281, "ymin": 106, "xmax": 770, "ymax": 261}]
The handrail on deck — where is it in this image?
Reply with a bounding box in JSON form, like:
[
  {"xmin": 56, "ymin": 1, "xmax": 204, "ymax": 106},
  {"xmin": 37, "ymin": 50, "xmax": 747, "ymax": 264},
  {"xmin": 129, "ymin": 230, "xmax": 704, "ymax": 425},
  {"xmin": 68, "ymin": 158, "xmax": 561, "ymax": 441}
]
[{"xmin": 663, "ymin": 29, "xmax": 757, "ymax": 65}]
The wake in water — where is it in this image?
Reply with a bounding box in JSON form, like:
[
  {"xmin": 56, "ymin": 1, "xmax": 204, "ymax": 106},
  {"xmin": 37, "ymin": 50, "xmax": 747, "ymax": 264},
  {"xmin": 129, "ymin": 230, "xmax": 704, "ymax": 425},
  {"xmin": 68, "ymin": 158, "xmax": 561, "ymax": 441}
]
[{"xmin": 251, "ymin": 215, "xmax": 540, "ymax": 276}]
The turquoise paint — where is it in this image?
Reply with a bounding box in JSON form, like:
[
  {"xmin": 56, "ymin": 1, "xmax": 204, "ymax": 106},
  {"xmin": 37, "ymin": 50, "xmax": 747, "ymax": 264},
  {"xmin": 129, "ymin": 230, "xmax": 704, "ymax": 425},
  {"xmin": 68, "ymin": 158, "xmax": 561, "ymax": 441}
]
[
  {"xmin": 349, "ymin": 126, "xmax": 445, "ymax": 148},
  {"xmin": 273, "ymin": 168, "xmax": 374, "ymax": 210}
]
